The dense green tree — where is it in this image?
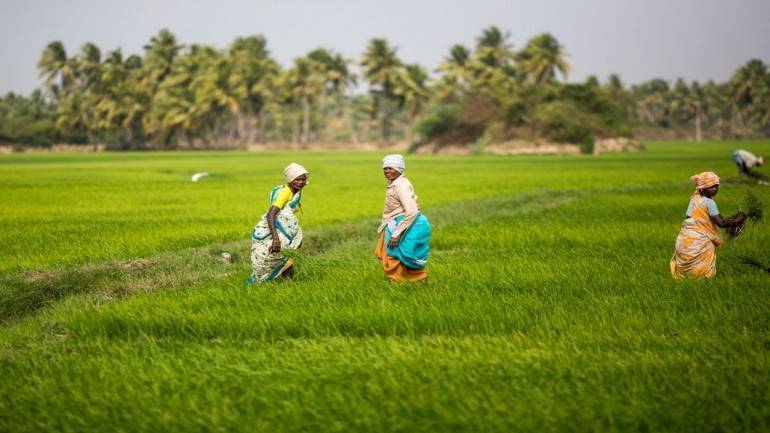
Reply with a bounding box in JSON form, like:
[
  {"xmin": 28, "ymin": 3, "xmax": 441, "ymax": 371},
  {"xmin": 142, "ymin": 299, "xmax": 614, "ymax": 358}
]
[
  {"xmin": 474, "ymin": 26, "xmax": 512, "ymax": 69},
  {"xmin": 228, "ymin": 35, "xmax": 279, "ymax": 143},
  {"xmin": 37, "ymin": 41, "xmax": 75, "ymax": 99},
  {"xmin": 394, "ymin": 64, "xmax": 430, "ymax": 144},
  {"xmin": 12, "ymin": 28, "xmax": 770, "ymax": 149},
  {"xmin": 436, "ymin": 44, "xmax": 472, "ymax": 96},
  {"xmin": 283, "ymin": 56, "xmax": 325, "ymax": 145},
  {"xmin": 0, "ymin": 91, "xmax": 56, "ymax": 146},
  {"xmin": 517, "ymin": 33, "xmax": 569, "ymax": 84},
  {"xmin": 361, "ymin": 38, "xmax": 403, "ymax": 143},
  {"xmin": 730, "ymin": 59, "xmax": 770, "ymax": 129},
  {"xmin": 307, "ymin": 48, "xmax": 356, "ymax": 141}
]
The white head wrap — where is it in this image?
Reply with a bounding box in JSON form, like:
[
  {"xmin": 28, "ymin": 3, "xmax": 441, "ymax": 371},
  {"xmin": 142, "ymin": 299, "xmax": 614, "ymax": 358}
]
[
  {"xmin": 284, "ymin": 162, "xmax": 309, "ymax": 183},
  {"xmin": 381, "ymin": 154, "xmax": 405, "ymax": 173}
]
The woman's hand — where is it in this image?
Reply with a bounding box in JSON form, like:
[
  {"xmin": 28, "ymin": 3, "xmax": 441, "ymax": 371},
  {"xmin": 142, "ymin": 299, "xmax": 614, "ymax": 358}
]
[
  {"xmin": 727, "ymin": 211, "xmax": 746, "ymax": 238},
  {"xmin": 388, "ymin": 235, "xmax": 401, "ymax": 248},
  {"xmin": 269, "ymin": 238, "xmax": 282, "ymax": 253},
  {"xmin": 266, "ymin": 205, "xmax": 282, "ymax": 253}
]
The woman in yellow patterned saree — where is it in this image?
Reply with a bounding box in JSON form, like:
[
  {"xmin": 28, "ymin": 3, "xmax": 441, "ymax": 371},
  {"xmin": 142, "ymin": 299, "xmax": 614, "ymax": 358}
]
[
  {"xmin": 670, "ymin": 172, "xmax": 745, "ymax": 279},
  {"xmin": 248, "ymin": 163, "xmax": 309, "ymax": 284}
]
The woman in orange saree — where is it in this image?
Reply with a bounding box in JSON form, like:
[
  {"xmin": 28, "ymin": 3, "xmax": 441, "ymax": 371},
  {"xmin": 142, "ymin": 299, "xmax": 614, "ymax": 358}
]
[{"xmin": 670, "ymin": 172, "xmax": 745, "ymax": 279}]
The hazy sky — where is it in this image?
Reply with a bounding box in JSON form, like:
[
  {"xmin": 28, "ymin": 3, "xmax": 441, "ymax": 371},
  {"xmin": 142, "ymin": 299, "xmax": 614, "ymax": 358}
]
[{"xmin": 1, "ymin": 0, "xmax": 769, "ymax": 94}]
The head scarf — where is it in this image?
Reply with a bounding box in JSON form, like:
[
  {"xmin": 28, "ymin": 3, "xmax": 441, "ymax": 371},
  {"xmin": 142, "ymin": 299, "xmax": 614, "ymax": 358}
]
[
  {"xmin": 690, "ymin": 171, "xmax": 719, "ymax": 191},
  {"xmin": 382, "ymin": 154, "xmax": 405, "ymax": 173},
  {"xmin": 284, "ymin": 163, "xmax": 309, "ymax": 183}
]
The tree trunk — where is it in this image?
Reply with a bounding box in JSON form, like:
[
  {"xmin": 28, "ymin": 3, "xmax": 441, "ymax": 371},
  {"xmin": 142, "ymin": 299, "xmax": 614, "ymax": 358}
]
[
  {"xmin": 292, "ymin": 110, "xmax": 300, "ymax": 145},
  {"xmin": 302, "ymin": 95, "xmax": 310, "ymax": 147},
  {"xmin": 378, "ymin": 108, "xmax": 387, "ymax": 146},
  {"xmin": 236, "ymin": 114, "xmax": 246, "ymax": 146},
  {"xmin": 319, "ymin": 91, "xmax": 328, "ymax": 143},
  {"xmin": 404, "ymin": 118, "xmax": 413, "ymax": 147},
  {"xmin": 695, "ymin": 102, "xmax": 702, "ymax": 143},
  {"xmin": 256, "ymin": 110, "xmax": 267, "ymax": 144},
  {"xmin": 348, "ymin": 107, "xmax": 358, "ymax": 144},
  {"xmin": 126, "ymin": 127, "xmax": 133, "ymax": 147}
]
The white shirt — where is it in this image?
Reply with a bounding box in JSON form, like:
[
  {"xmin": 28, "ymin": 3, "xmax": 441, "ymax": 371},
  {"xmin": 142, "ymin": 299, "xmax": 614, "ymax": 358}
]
[
  {"xmin": 378, "ymin": 175, "xmax": 420, "ymax": 237},
  {"xmin": 736, "ymin": 149, "xmax": 760, "ymax": 168}
]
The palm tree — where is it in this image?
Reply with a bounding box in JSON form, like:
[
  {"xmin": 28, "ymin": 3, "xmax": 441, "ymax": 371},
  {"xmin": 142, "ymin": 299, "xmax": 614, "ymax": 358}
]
[
  {"xmin": 122, "ymin": 54, "xmax": 146, "ymax": 146},
  {"xmin": 142, "ymin": 29, "xmax": 182, "ymax": 93},
  {"xmin": 228, "ymin": 35, "xmax": 280, "ymax": 144},
  {"xmin": 75, "ymin": 43, "xmax": 105, "ymax": 145},
  {"xmin": 468, "ymin": 27, "xmax": 518, "ymax": 94},
  {"xmin": 474, "ymin": 26, "xmax": 513, "ymax": 69},
  {"xmin": 730, "ymin": 59, "xmax": 770, "ymax": 128},
  {"xmin": 37, "ymin": 41, "xmax": 75, "ymax": 98},
  {"xmin": 394, "ymin": 64, "xmax": 430, "ymax": 144},
  {"xmin": 308, "ymin": 48, "xmax": 355, "ymax": 95},
  {"xmin": 437, "ymin": 44, "xmax": 471, "ymax": 93},
  {"xmin": 668, "ymin": 78, "xmax": 695, "ymax": 128},
  {"xmin": 94, "ymin": 49, "xmax": 146, "ymax": 146},
  {"xmin": 361, "ymin": 38, "xmax": 401, "ymax": 93},
  {"xmin": 690, "ymin": 81, "xmax": 705, "ymax": 141},
  {"xmin": 307, "ymin": 48, "xmax": 356, "ymax": 141},
  {"xmin": 604, "ymin": 74, "xmax": 636, "ymax": 122},
  {"xmin": 78, "ymin": 43, "xmax": 102, "ymax": 87},
  {"xmin": 141, "ymin": 29, "xmax": 183, "ymax": 145},
  {"xmin": 283, "ymin": 56, "xmax": 324, "ymax": 145},
  {"xmin": 702, "ymin": 81, "xmax": 731, "ymax": 138},
  {"xmin": 731, "ymin": 59, "xmax": 767, "ymax": 105},
  {"xmin": 361, "ymin": 38, "xmax": 402, "ymax": 143},
  {"xmin": 607, "ymin": 74, "xmax": 623, "ymax": 92},
  {"xmin": 632, "ymin": 79, "xmax": 671, "ymax": 126},
  {"xmin": 517, "ymin": 33, "xmax": 569, "ymax": 84},
  {"xmin": 94, "ymin": 49, "xmax": 125, "ymax": 136}
]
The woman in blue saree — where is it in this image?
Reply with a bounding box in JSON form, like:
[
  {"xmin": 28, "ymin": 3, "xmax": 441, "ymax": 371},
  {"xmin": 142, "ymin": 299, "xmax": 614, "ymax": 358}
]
[{"xmin": 374, "ymin": 154, "xmax": 431, "ymax": 282}]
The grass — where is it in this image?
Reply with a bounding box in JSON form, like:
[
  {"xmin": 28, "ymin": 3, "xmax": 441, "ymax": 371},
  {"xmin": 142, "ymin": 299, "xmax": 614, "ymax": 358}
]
[
  {"xmin": 743, "ymin": 190, "xmax": 764, "ymax": 222},
  {"xmin": 1, "ymin": 140, "xmax": 770, "ymax": 432}
]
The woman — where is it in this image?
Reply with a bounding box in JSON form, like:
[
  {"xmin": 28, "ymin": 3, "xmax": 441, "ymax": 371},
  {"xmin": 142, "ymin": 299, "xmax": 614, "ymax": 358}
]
[
  {"xmin": 248, "ymin": 163, "xmax": 309, "ymax": 284},
  {"xmin": 670, "ymin": 171, "xmax": 745, "ymax": 279},
  {"xmin": 732, "ymin": 148, "xmax": 765, "ymax": 177},
  {"xmin": 374, "ymin": 154, "xmax": 431, "ymax": 282}
]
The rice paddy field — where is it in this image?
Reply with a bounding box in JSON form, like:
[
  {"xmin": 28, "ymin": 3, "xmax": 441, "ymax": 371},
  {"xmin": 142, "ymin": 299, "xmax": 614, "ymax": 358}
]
[{"xmin": 1, "ymin": 140, "xmax": 769, "ymax": 433}]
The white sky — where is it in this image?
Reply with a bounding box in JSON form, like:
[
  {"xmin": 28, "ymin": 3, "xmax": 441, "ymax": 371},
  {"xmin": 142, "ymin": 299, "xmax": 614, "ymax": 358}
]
[{"xmin": 1, "ymin": 0, "xmax": 769, "ymax": 94}]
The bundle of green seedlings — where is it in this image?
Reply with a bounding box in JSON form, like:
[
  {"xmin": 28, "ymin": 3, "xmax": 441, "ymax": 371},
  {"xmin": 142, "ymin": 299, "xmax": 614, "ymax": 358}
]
[
  {"xmin": 743, "ymin": 190, "xmax": 764, "ymax": 222},
  {"xmin": 728, "ymin": 190, "xmax": 763, "ymax": 239},
  {"xmin": 737, "ymin": 190, "xmax": 768, "ymax": 273}
]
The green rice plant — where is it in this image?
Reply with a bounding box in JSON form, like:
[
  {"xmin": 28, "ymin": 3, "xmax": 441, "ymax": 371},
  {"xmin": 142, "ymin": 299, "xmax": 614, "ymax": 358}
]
[
  {"xmin": 1, "ymin": 140, "xmax": 770, "ymax": 433},
  {"xmin": 739, "ymin": 256, "xmax": 770, "ymax": 273},
  {"xmin": 743, "ymin": 190, "xmax": 764, "ymax": 222}
]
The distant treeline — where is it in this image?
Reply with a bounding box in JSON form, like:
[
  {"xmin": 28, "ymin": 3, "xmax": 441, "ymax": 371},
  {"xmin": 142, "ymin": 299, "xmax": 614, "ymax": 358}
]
[{"xmin": 1, "ymin": 27, "xmax": 769, "ymax": 151}]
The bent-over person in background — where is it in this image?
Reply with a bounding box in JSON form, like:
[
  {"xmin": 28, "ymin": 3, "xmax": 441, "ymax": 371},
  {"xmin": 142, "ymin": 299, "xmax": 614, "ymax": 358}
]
[{"xmin": 733, "ymin": 149, "xmax": 765, "ymax": 177}]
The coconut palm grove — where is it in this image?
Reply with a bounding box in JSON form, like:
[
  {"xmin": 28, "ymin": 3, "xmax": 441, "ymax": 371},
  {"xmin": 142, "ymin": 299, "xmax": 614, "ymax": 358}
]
[{"xmin": 1, "ymin": 26, "xmax": 769, "ymax": 150}]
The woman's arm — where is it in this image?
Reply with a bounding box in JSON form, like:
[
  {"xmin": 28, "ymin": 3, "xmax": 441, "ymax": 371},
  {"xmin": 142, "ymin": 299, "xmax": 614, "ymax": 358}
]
[
  {"xmin": 389, "ymin": 183, "xmax": 419, "ymax": 248},
  {"xmin": 710, "ymin": 211, "xmax": 745, "ymax": 228},
  {"xmin": 266, "ymin": 205, "xmax": 282, "ymax": 252}
]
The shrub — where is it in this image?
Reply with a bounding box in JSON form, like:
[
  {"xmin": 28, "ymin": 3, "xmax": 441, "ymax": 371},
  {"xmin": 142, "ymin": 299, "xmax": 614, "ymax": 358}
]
[
  {"xmin": 532, "ymin": 101, "xmax": 595, "ymax": 153},
  {"xmin": 413, "ymin": 104, "xmax": 459, "ymax": 142},
  {"xmin": 413, "ymin": 93, "xmax": 498, "ymax": 148}
]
